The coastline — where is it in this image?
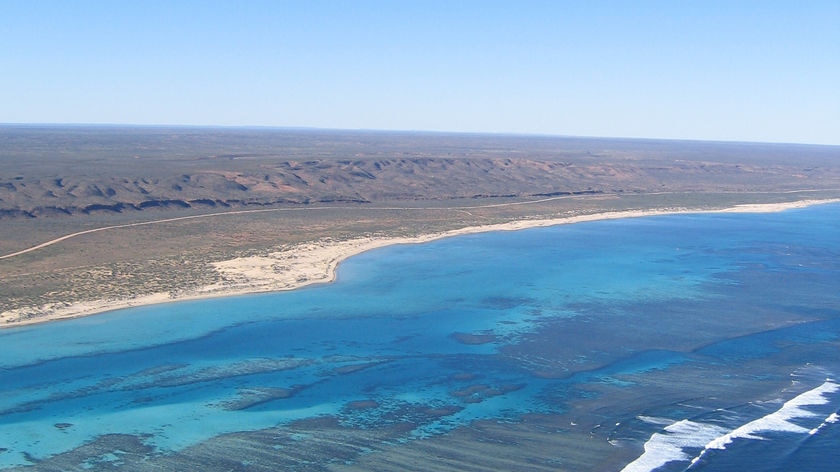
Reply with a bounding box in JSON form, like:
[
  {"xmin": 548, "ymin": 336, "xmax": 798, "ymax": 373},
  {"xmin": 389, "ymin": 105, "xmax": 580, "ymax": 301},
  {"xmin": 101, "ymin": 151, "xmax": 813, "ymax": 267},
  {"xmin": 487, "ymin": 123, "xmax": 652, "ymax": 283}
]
[{"xmin": 2, "ymin": 198, "xmax": 837, "ymax": 329}]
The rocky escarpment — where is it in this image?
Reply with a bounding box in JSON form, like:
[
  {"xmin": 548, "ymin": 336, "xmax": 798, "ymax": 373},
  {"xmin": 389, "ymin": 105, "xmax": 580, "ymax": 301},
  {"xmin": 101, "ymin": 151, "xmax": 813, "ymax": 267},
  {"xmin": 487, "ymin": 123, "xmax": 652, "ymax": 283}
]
[
  {"xmin": 3, "ymin": 127, "xmax": 839, "ymax": 219},
  {"xmin": 2, "ymin": 156, "xmax": 836, "ymax": 219}
]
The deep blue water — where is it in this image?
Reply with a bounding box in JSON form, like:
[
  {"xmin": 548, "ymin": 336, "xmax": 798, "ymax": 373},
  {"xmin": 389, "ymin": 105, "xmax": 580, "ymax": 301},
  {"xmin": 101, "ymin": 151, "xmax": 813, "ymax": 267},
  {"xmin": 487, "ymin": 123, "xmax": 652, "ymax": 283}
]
[{"xmin": 1, "ymin": 204, "xmax": 839, "ymax": 471}]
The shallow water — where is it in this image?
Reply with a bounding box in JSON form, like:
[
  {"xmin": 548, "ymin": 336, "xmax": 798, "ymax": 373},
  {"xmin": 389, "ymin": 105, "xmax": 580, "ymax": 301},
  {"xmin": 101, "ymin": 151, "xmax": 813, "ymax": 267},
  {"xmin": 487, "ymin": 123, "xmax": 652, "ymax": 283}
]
[{"xmin": 1, "ymin": 204, "xmax": 839, "ymax": 471}]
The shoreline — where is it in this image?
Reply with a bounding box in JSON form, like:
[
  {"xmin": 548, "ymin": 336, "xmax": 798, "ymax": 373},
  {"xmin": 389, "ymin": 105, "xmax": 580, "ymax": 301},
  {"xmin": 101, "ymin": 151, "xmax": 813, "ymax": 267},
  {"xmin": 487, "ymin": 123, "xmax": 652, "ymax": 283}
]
[{"xmin": 2, "ymin": 198, "xmax": 837, "ymax": 329}]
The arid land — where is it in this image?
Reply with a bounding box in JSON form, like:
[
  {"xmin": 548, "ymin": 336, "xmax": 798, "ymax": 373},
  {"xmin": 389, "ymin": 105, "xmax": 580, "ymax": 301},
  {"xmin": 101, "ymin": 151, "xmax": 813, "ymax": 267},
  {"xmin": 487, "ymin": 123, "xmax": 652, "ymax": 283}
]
[{"xmin": 2, "ymin": 126, "xmax": 840, "ymax": 327}]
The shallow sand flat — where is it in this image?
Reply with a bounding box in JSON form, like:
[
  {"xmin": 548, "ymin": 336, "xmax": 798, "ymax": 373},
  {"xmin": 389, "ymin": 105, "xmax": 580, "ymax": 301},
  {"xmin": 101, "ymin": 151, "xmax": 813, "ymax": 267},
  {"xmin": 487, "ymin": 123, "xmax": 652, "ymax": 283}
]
[{"xmin": 2, "ymin": 199, "xmax": 837, "ymax": 328}]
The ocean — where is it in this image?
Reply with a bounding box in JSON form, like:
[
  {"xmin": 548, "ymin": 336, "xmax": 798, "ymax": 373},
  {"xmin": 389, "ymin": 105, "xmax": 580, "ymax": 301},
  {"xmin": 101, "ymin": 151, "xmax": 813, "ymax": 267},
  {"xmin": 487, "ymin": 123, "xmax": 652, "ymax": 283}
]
[{"xmin": 1, "ymin": 203, "xmax": 839, "ymax": 471}]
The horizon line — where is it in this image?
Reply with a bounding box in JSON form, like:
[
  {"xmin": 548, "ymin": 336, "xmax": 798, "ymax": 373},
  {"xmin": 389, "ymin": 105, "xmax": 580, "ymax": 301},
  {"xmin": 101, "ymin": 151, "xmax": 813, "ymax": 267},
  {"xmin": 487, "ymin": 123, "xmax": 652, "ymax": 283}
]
[{"xmin": 1, "ymin": 122, "xmax": 837, "ymax": 148}]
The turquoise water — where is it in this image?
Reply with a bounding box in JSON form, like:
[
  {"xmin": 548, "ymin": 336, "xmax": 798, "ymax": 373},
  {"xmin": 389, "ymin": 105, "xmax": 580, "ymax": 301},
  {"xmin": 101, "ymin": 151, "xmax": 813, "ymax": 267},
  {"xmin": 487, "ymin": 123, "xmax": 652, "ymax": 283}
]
[{"xmin": 1, "ymin": 204, "xmax": 839, "ymax": 471}]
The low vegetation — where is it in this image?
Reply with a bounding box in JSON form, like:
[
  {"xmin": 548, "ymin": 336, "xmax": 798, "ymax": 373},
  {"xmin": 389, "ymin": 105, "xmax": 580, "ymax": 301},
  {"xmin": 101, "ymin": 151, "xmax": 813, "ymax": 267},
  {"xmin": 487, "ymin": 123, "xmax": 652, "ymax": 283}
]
[{"xmin": 2, "ymin": 126, "xmax": 839, "ymax": 321}]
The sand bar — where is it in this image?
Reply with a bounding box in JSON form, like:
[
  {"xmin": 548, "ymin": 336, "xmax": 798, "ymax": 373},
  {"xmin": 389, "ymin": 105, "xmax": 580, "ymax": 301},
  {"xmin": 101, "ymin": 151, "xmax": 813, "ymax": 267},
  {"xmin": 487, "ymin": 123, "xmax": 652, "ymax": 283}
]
[{"xmin": 2, "ymin": 199, "xmax": 837, "ymax": 329}]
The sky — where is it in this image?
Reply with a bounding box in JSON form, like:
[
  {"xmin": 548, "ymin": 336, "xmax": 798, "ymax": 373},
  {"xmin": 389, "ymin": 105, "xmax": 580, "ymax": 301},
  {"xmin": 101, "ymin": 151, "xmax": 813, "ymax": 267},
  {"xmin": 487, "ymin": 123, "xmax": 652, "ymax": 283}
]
[{"xmin": 1, "ymin": 1, "xmax": 838, "ymax": 145}]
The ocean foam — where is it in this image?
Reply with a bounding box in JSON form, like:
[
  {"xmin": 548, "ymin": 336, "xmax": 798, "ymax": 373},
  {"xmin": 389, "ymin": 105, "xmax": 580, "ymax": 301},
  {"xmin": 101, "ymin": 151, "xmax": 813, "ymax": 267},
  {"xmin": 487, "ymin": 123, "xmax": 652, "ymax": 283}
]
[
  {"xmin": 705, "ymin": 381, "xmax": 837, "ymax": 447},
  {"xmin": 619, "ymin": 420, "xmax": 727, "ymax": 472},
  {"xmin": 689, "ymin": 381, "xmax": 839, "ymax": 466},
  {"xmin": 636, "ymin": 415, "xmax": 676, "ymax": 426},
  {"xmin": 809, "ymin": 412, "xmax": 840, "ymax": 435},
  {"xmin": 622, "ymin": 381, "xmax": 840, "ymax": 472}
]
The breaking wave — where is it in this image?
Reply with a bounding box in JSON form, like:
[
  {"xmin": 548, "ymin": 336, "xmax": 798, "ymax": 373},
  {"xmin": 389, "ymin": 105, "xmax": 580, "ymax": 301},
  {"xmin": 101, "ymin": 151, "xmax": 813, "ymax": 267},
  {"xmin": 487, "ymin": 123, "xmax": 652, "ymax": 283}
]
[{"xmin": 621, "ymin": 380, "xmax": 840, "ymax": 472}]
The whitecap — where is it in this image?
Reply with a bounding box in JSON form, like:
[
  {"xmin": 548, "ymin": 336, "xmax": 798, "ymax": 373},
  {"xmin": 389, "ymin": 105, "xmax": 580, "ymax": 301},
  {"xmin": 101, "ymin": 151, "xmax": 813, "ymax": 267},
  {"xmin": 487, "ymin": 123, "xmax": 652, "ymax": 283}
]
[
  {"xmin": 636, "ymin": 415, "xmax": 675, "ymax": 426},
  {"xmin": 619, "ymin": 420, "xmax": 728, "ymax": 472},
  {"xmin": 689, "ymin": 381, "xmax": 839, "ymax": 465},
  {"xmin": 621, "ymin": 381, "xmax": 840, "ymax": 472},
  {"xmin": 809, "ymin": 412, "xmax": 840, "ymax": 435}
]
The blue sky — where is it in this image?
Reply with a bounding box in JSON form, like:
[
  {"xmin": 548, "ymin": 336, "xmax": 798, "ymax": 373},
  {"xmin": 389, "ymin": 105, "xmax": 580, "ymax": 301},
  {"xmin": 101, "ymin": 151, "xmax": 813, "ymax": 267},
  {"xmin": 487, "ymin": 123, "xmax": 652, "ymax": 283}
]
[{"xmin": 2, "ymin": 1, "xmax": 838, "ymax": 144}]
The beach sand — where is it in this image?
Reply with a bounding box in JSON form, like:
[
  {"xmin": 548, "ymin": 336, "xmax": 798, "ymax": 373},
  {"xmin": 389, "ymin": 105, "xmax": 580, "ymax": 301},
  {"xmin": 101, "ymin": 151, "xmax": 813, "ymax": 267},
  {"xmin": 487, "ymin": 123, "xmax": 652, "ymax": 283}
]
[{"xmin": 2, "ymin": 199, "xmax": 837, "ymax": 328}]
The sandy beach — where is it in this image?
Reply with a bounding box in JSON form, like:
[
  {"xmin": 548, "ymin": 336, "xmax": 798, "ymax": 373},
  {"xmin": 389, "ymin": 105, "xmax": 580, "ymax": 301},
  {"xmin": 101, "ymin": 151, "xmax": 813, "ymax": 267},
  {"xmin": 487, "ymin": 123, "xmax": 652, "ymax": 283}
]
[{"xmin": 2, "ymin": 199, "xmax": 837, "ymax": 329}]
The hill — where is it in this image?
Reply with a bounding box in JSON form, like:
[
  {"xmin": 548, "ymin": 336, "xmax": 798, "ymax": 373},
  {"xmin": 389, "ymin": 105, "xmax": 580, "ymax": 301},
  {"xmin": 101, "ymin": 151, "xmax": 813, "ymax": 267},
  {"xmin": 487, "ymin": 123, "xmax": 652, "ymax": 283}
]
[{"xmin": 2, "ymin": 126, "xmax": 839, "ymax": 219}]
